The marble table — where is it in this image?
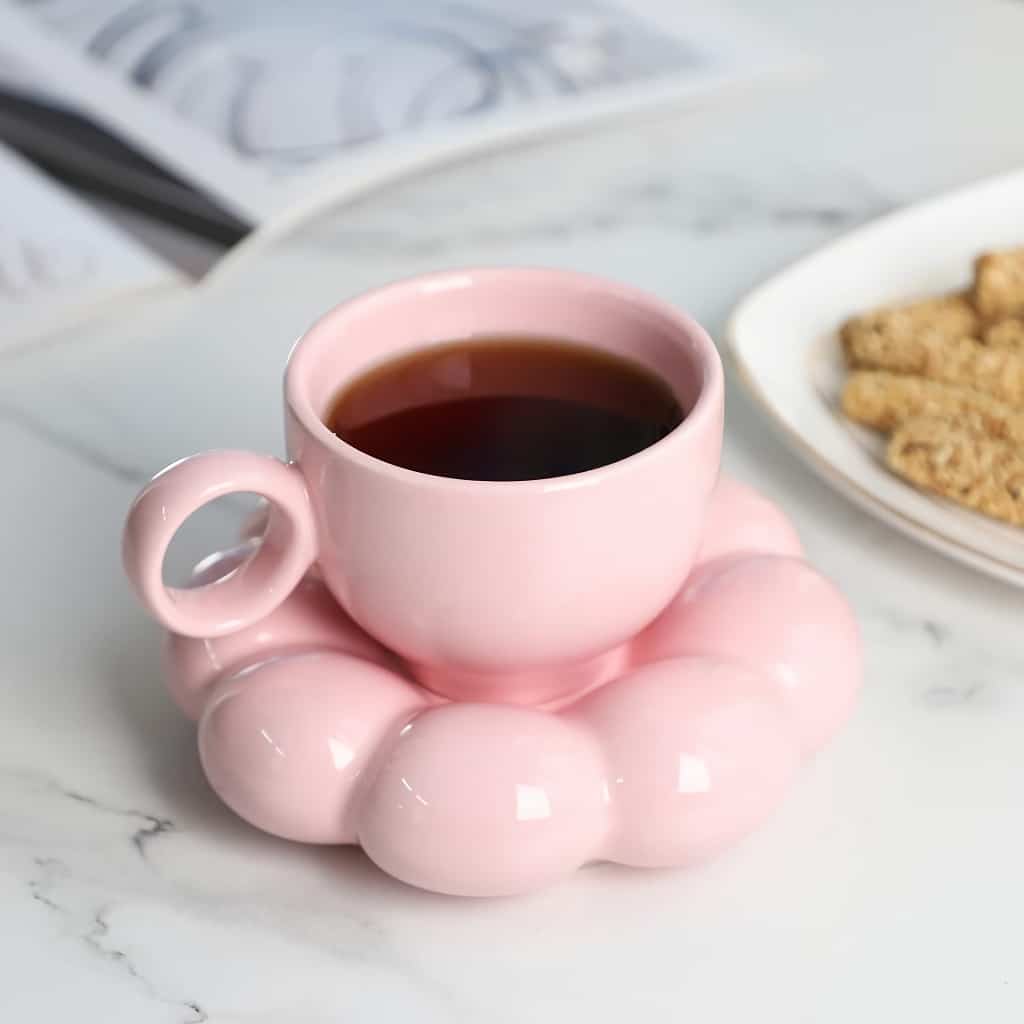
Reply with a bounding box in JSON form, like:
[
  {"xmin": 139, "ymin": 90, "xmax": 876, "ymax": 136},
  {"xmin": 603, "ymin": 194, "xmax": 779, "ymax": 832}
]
[{"xmin": 3, "ymin": 1, "xmax": 1024, "ymax": 1019}]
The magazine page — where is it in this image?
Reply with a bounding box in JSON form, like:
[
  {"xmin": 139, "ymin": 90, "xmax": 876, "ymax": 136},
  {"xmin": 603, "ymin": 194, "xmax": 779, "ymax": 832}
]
[
  {"xmin": 0, "ymin": 1, "xmax": 804, "ymax": 225},
  {"xmin": 0, "ymin": 141, "xmax": 180, "ymax": 352},
  {"xmin": 0, "ymin": 43, "xmax": 249, "ymax": 243}
]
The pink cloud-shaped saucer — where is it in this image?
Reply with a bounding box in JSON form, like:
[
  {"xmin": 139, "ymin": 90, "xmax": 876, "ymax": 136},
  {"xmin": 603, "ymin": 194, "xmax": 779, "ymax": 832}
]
[{"xmin": 165, "ymin": 477, "xmax": 859, "ymax": 897}]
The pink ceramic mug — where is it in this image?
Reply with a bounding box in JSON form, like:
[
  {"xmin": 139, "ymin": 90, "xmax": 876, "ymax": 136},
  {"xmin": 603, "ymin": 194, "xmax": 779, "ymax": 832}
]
[{"xmin": 123, "ymin": 268, "xmax": 724, "ymax": 701}]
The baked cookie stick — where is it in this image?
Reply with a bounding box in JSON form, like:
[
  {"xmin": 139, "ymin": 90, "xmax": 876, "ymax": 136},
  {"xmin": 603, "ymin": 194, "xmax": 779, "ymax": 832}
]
[
  {"xmin": 841, "ymin": 370, "xmax": 1024, "ymax": 443},
  {"xmin": 840, "ymin": 293, "xmax": 980, "ymax": 364},
  {"xmin": 843, "ymin": 330, "xmax": 1024, "ymax": 405},
  {"xmin": 887, "ymin": 416, "xmax": 1024, "ymax": 526},
  {"xmin": 973, "ymin": 248, "xmax": 1024, "ymax": 321}
]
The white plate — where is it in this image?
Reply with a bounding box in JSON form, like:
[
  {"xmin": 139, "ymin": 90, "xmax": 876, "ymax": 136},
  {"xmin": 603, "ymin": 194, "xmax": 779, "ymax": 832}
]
[{"xmin": 726, "ymin": 168, "xmax": 1024, "ymax": 587}]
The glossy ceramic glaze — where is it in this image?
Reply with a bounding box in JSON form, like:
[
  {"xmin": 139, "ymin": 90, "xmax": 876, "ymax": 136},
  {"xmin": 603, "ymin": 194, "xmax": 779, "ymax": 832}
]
[
  {"xmin": 123, "ymin": 268, "xmax": 724, "ymax": 703},
  {"xmin": 164, "ymin": 476, "xmax": 861, "ymax": 897}
]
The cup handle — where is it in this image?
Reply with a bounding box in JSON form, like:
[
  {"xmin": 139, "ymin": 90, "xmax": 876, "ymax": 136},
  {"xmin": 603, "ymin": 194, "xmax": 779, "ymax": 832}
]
[{"xmin": 123, "ymin": 451, "xmax": 317, "ymax": 638}]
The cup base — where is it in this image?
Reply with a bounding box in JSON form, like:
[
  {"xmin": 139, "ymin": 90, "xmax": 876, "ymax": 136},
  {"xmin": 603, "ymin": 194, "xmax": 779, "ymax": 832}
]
[{"xmin": 408, "ymin": 644, "xmax": 631, "ymax": 708}]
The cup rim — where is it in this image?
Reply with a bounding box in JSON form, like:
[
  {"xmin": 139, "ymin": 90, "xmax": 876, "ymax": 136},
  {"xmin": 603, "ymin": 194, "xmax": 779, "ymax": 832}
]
[{"xmin": 285, "ymin": 266, "xmax": 723, "ymax": 492}]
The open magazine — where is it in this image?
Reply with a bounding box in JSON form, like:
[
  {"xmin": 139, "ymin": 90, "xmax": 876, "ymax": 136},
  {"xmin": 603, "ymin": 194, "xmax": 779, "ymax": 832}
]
[
  {"xmin": 0, "ymin": 1, "xmax": 802, "ymax": 229},
  {"xmin": 0, "ymin": 140, "xmax": 179, "ymax": 352}
]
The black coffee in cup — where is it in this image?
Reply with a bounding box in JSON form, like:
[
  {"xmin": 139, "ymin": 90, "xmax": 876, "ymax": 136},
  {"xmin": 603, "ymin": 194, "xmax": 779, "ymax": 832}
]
[{"xmin": 325, "ymin": 337, "xmax": 683, "ymax": 481}]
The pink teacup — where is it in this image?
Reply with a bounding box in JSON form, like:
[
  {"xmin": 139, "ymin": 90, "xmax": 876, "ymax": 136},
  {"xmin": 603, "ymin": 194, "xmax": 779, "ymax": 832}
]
[{"xmin": 123, "ymin": 268, "xmax": 724, "ymax": 703}]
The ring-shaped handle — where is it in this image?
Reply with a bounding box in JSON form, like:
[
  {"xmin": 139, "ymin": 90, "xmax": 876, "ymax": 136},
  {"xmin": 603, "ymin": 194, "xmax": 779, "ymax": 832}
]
[{"xmin": 122, "ymin": 451, "xmax": 317, "ymax": 638}]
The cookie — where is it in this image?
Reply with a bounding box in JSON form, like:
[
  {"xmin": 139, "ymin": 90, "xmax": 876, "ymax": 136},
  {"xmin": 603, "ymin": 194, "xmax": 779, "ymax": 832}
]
[
  {"xmin": 842, "ymin": 330, "xmax": 1024, "ymax": 404},
  {"xmin": 984, "ymin": 318, "xmax": 1024, "ymax": 352},
  {"xmin": 887, "ymin": 416, "xmax": 1024, "ymax": 526},
  {"xmin": 840, "ymin": 293, "xmax": 980, "ymax": 366},
  {"xmin": 841, "ymin": 371, "xmax": 1024, "ymax": 443},
  {"xmin": 973, "ymin": 248, "xmax": 1024, "ymax": 320}
]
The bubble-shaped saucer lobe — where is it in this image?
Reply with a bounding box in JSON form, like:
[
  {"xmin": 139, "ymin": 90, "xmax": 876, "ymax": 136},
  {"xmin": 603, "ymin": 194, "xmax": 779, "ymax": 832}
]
[
  {"xmin": 358, "ymin": 704, "xmax": 607, "ymax": 897},
  {"xmin": 635, "ymin": 555, "xmax": 860, "ymax": 751},
  {"xmin": 572, "ymin": 656, "xmax": 800, "ymax": 867},
  {"xmin": 165, "ymin": 543, "xmax": 394, "ymax": 720},
  {"xmin": 695, "ymin": 476, "xmax": 802, "ymax": 566},
  {"xmin": 199, "ymin": 651, "xmax": 425, "ymax": 843}
]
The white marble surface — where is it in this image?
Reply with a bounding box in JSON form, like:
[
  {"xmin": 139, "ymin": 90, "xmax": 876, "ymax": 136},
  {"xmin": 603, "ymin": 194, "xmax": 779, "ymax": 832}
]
[{"xmin": 4, "ymin": 1, "xmax": 1024, "ymax": 1020}]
